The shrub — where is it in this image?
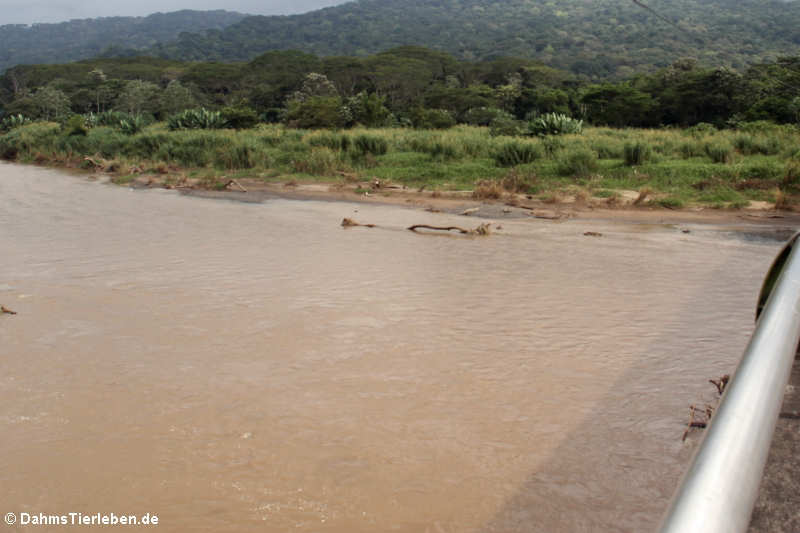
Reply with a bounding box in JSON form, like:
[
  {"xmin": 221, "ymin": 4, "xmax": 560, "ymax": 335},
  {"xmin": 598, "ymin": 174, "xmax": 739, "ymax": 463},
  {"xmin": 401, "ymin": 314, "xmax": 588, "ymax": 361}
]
[
  {"xmin": 118, "ymin": 115, "xmax": 147, "ymax": 135},
  {"xmin": 168, "ymin": 108, "xmax": 225, "ymax": 130},
  {"xmin": 307, "ymin": 132, "xmax": 351, "ymax": 152},
  {"xmin": 489, "ymin": 117, "xmax": 524, "ymax": 137},
  {"xmin": 0, "ymin": 114, "xmax": 30, "ymax": 132},
  {"xmin": 686, "ymin": 122, "xmax": 716, "ymax": 137},
  {"xmin": 623, "ymin": 142, "xmax": 653, "ymax": 166},
  {"xmin": 528, "ymin": 113, "xmax": 583, "ymax": 136},
  {"xmin": 492, "ymin": 140, "xmax": 542, "ymax": 167},
  {"xmin": 293, "ymin": 147, "xmax": 342, "ymax": 175},
  {"xmin": 62, "ymin": 115, "xmax": 88, "ymax": 136},
  {"xmin": 705, "ymin": 142, "xmax": 734, "ymax": 164},
  {"xmin": 463, "ymin": 107, "xmax": 514, "ymax": 127},
  {"xmin": 592, "ymin": 139, "xmax": 624, "ymax": 159},
  {"xmin": 352, "ymin": 134, "xmax": 388, "ymax": 156},
  {"xmin": 411, "ymin": 108, "xmax": 456, "ymax": 129},
  {"xmin": 501, "ymin": 168, "xmax": 538, "ymax": 193},
  {"xmin": 677, "ymin": 141, "xmax": 704, "ymax": 159},
  {"xmin": 473, "ymin": 180, "xmax": 503, "ymax": 199},
  {"xmin": 556, "ymin": 148, "xmax": 599, "ymax": 177},
  {"xmin": 85, "ymin": 111, "xmax": 131, "ymax": 128},
  {"xmin": 541, "ymin": 136, "xmax": 566, "ymax": 158},
  {"xmin": 784, "ymin": 161, "xmax": 800, "ymax": 189},
  {"xmin": 220, "ymin": 106, "xmax": 259, "ymax": 129}
]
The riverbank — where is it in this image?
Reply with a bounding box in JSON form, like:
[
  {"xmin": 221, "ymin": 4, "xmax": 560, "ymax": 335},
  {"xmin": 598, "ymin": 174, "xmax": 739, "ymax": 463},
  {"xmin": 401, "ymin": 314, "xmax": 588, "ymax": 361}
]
[
  {"xmin": 2, "ymin": 122, "xmax": 799, "ymax": 218},
  {"xmin": 74, "ymin": 167, "xmax": 799, "ymax": 231}
]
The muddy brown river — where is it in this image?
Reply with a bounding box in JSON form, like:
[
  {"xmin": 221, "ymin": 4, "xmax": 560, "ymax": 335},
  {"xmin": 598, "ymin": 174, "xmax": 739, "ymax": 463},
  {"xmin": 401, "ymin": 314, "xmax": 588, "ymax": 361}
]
[{"xmin": 0, "ymin": 163, "xmax": 789, "ymax": 532}]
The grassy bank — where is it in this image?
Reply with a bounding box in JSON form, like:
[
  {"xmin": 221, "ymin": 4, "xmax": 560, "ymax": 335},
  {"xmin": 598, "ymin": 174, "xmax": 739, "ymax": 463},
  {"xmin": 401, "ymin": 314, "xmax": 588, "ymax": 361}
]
[{"xmin": 2, "ymin": 122, "xmax": 799, "ymax": 209}]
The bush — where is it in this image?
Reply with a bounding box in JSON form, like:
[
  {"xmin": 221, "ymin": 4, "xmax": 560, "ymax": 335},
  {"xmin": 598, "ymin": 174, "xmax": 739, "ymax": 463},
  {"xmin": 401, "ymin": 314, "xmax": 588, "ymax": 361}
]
[
  {"xmin": 410, "ymin": 108, "xmax": 456, "ymax": 129},
  {"xmin": 623, "ymin": 142, "xmax": 653, "ymax": 166},
  {"xmin": 307, "ymin": 132, "xmax": 351, "ymax": 152},
  {"xmin": 492, "ymin": 141, "xmax": 542, "ymax": 167},
  {"xmin": 489, "ymin": 117, "xmax": 524, "ymax": 137},
  {"xmin": 220, "ymin": 106, "xmax": 259, "ymax": 129},
  {"xmin": 463, "ymin": 107, "xmax": 514, "ymax": 127},
  {"xmin": 0, "ymin": 114, "xmax": 30, "ymax": 132},
  {"xmin": 118, "ymin": 115, "xmax": 147, "ymax": 135},
  {"xmin": 352, "ymin": 134, "xmax": 388, "ymax": 156},
  {"xmin": 293, "ymin": 147, "xmax": 341, "ymax": 175},
  {"xmin": 705, "ymin": 142, "xmax": 734, "ymax": 164},
  {"xmin": 528, "ymin": 113, "xmax": 583, "ymax": 136},
  {"xmin": 62, "ymin": 115, "xmax": 88, "ymax": 137},
  {"xmin": 168, "ymin": 108, "xmax": 225, "ymax": 130},
  {"xmin": 556, "ymin": 148, "xmax": 599, "ymax": 177},
  {"xmin": 85, "ymin": 111, "xmax": 132, "ymax": 128},
  {"xmin": 686, "ymin": 122, "xmax": 716, "ymax": 137}
]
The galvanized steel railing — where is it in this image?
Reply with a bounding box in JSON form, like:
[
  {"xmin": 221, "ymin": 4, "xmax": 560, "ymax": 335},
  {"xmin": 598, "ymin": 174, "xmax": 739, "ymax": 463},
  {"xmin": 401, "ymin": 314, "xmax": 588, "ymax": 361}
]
[{"xmin": 658, "ymin": 232, "xmax": 800, "ymax": 533}]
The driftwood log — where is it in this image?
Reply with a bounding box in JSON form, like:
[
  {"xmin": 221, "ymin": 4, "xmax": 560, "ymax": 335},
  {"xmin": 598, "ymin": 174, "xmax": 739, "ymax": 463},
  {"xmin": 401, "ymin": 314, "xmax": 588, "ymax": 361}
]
[
  {"xmin": 1, "ymin": 305, "xmax": 17, "ymax": 315},
  {"xmin": 408, "ymin": 223, "xmax": 491, "ymax": 236}
]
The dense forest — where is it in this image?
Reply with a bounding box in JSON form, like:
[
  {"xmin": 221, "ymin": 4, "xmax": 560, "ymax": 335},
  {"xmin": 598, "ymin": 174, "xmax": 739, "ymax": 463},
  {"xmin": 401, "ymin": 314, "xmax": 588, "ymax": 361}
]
[
  {"xmin": 144, "ymin": 0, "xmax": 800, "ymax": 79},
  {"xmin": 1, "ymin": 47, "xmax": 798, "ymax": 131},
  {"xmin": 0, "ymin": 10, "xmax": 246, "ymax": 73}
]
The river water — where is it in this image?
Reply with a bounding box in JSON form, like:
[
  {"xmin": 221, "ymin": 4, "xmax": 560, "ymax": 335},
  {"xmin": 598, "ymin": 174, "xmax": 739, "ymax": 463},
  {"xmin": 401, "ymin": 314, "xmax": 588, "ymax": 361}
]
[{"xmin": 0, "ymin": 163, "xmax": 787, "ymax": 532}]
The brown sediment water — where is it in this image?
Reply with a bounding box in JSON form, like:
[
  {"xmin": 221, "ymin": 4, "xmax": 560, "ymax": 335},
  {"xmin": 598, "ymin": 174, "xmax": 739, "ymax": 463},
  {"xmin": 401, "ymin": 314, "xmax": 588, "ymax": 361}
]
[{"xmin": 0, "ymin": 163, "xmax": 786, "ymax": 532}]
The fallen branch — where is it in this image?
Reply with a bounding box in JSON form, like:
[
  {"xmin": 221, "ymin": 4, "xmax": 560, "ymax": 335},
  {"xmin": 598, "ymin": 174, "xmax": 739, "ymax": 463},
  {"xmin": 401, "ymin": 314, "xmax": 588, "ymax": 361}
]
[
  {"xmin": 1, "ymin": 305, "xmax": 17, "ymax": 315},
  {"xmin": 341, "ymin": 218, "xmax": 376, "ymax": 228}
]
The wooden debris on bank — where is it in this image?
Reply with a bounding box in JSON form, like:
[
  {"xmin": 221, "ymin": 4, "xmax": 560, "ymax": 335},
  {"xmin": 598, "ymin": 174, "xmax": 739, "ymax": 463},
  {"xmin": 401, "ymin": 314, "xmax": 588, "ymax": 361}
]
[
  {"xmin": 225, "ymin": 179, "xmax": 247, "ymax": 192},
  {"xmin": 407, "ymin": 222, "xmax": 491, "ymax": 236},
  {"xmin": 1, "ymin": 305, "xmax": 17, "ymax": 315},
  {"xmin": 709, "ymin": 374, "xmax": 730, "ymax": 395},
  {"xmin": 682, "ymin": 404, "xmax": 714, "ymax": 442},
  {"xmin": 681, "ymin": 374, "xmax": 731, "ymax": 441},
  {"xmin": 341, "ymin": 218, "xmax": 376, "ymax": 228}
]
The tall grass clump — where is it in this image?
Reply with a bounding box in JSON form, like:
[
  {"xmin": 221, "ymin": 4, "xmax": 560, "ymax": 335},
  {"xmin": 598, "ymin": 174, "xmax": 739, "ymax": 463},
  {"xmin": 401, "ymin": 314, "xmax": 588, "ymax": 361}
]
[
  {"xmin": 0, "ymin": 122, "xmax": 60, "ymax": 159},
  {"xmin": 732, "ymin": 133, "xmax": 784, "ymax": 156},
  {"xmin": 705, "ymin": 142, "xmax": 735, "ymax": 164},
  {"xmin": 492, "ymin": 140, "xmax": 541, "ymax": 167},
  {"xmin": 556, "ymin": 148, "xmax": 599, "ymax": 177},
  {"xmin": 293, "ymin": 147, "xmax": 343, "ymax": 175},
  {"xmin": 352, "ymin": 134, "xmax": 388, "ymax": 156},
  {"xmin": 623, "ymin": 142, "xmax": 653, "ymax": 166},
  {"xmin": 307, "ymin": 131, "xmax": 351, "ymax": 152},
  {"xmin": 528, "ymin": 113, "xmax": 583, "ymax": 136}
]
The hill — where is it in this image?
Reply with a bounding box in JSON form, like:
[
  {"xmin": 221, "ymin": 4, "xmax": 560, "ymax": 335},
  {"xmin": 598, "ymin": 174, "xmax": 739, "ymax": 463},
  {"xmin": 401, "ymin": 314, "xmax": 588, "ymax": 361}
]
[
  {"xmin": 148, "ymin": 0, "xmax": 800, "ymax": 78},
  {"xmin": 0, "ymin": 10, "xmax": 247, "ymax": 73}
]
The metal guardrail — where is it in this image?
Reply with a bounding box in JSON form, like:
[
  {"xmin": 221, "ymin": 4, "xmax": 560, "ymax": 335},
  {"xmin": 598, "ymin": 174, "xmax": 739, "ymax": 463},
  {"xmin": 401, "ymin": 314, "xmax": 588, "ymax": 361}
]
[{"xmin": 658, "ymin": 232, "xmax": 800, "ymax": 533}]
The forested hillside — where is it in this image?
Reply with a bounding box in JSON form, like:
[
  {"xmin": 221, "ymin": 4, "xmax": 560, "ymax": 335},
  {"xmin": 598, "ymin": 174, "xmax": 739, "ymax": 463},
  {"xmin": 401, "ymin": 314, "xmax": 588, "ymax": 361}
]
[
  {"xmin": 0, "ymin": 10, "xmax": 246, "ymax": 73},
  {"xmin": 147, "ymin": 0, "xmax": 800, "ymax": 79},
  {"xmin": 2, "ymin": 47, "xmax": 798, "ymax": 129}
]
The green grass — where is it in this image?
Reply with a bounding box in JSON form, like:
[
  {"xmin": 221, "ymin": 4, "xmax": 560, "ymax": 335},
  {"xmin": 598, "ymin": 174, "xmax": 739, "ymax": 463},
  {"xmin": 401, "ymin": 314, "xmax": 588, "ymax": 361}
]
[{"xmin": 2, "ymin": 121, "xmax": 799, "ymax": 208}]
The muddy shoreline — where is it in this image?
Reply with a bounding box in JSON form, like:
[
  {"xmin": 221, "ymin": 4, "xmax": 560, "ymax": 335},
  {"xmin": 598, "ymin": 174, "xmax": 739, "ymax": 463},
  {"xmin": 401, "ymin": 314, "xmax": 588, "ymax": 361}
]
[{"xmin": 105, "ymin": 171, "xmax": 800, "ymax": 231}]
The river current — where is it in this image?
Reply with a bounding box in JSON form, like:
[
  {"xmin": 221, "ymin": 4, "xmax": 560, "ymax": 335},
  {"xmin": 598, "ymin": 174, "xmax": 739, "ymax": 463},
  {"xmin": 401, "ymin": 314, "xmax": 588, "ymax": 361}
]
[{"xmin": 0, "ymin": 163, "xmax": 786, "ymax": 531}]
